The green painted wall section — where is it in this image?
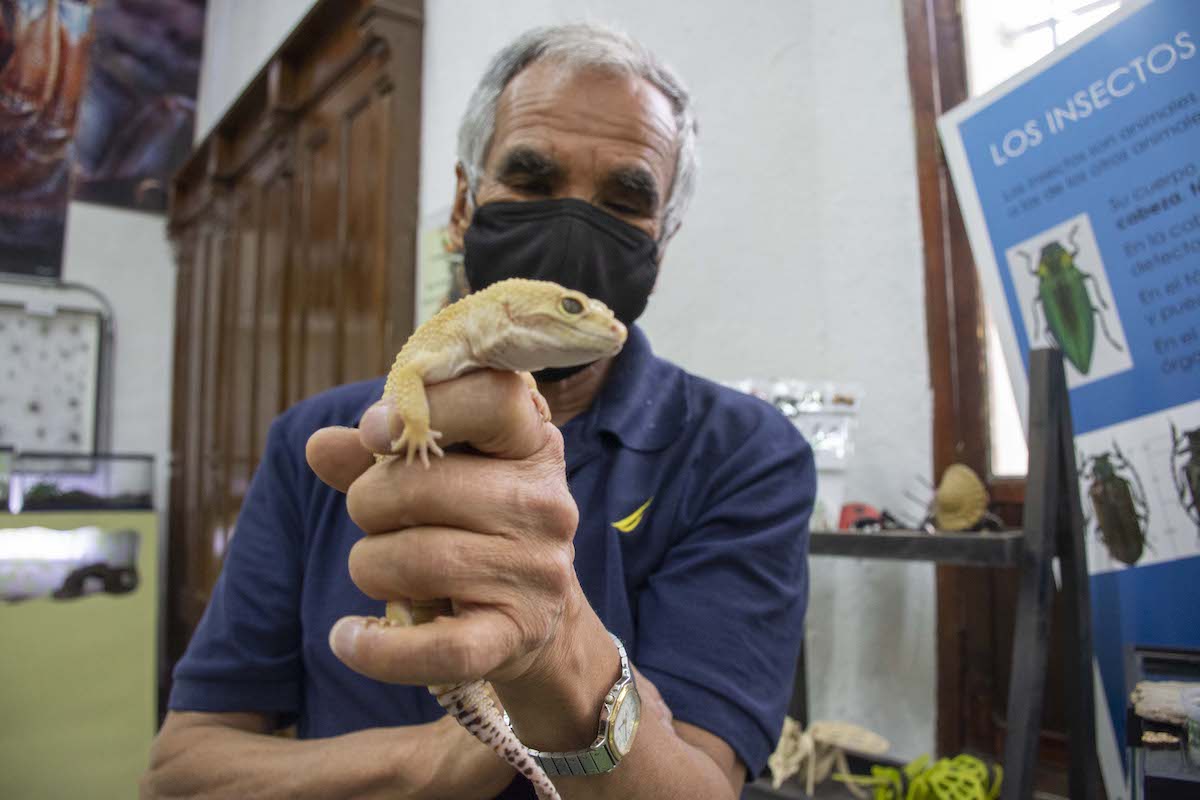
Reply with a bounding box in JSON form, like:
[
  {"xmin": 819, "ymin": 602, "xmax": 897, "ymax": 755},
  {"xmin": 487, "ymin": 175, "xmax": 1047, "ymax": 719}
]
[{"xmin": 0, "ymin": 511, "xmax": 159, "ymax": 799}]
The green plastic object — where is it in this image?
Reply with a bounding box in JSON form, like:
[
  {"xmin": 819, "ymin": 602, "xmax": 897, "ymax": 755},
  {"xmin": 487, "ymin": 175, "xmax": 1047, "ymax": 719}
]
[{"xmin": 835, "ymin": 753, "xmax": 1002, "ymax": 800}]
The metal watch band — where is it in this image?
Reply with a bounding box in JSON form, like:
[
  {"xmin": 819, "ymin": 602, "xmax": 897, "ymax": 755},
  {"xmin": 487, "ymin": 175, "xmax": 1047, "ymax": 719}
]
[
  {"xmin": 527, "ymin": 744, "xmax": 618, "ymax": 777},
  {"xmin": 515, "ymin": 633, "xmax": 635, "ymax": 777}
]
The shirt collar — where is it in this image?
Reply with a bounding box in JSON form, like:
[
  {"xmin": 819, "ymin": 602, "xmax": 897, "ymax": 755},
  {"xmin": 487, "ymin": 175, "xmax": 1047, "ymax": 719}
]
[{"xmin": 581, "ymin": 325, "xmax": 688, "ymax": 453}]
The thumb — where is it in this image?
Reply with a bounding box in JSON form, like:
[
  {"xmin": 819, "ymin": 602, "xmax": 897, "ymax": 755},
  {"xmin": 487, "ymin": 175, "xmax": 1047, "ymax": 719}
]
[{"xmin": 306, "ymin": 426, "xmax": 375, "ymax": 493}]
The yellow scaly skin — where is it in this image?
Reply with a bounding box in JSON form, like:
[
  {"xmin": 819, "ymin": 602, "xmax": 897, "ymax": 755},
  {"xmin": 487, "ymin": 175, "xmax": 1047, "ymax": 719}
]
[{"xmin": 371, "ymin": 278, "xmax": 627, "ymax": 800}]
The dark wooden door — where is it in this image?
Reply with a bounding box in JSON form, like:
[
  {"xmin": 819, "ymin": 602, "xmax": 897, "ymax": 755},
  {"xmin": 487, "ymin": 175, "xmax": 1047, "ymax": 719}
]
[{"xmin": 163, "ymin": 0, "xmax": 423, "ymax": 701}]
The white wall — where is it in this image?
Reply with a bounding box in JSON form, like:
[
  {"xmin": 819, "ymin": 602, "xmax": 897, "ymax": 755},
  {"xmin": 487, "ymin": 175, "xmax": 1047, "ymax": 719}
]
[
  {"xmin": 60, "ymin": 203, "xmax": 176, "ymax": 513},
  {"xmin": 197, "ymin": 0, "xmax": 936, "ymax": 761}
]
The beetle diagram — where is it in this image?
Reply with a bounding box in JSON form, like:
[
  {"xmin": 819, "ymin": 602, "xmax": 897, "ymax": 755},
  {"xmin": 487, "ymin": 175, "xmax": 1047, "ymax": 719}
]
[
  {"xmin": 1014, "ymin": 224, "xmax": 1124, "ymax": 376},
  {"xmin": 1170, "ymin": 421, "xmax": 1200, "ymax": 531},
  {"xmin": 1080, "ymin": 440, "xmax": 1150, "ymax": 566}
]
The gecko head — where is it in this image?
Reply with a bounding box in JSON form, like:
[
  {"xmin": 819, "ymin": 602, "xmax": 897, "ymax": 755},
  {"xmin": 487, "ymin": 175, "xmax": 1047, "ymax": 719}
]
[{"xmin": 490, "ymin": 278, "xmax": 628, "ymax": 369}]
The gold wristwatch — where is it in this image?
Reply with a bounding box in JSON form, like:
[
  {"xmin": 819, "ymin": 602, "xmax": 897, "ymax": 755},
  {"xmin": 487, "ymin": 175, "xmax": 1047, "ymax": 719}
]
[{"xmin": 515, "ymin": 633, "xmax": 641, "ymax": 776}]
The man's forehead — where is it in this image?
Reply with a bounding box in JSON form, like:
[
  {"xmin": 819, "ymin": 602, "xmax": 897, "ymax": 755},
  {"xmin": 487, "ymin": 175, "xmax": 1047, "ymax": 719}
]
[{"xmin": 489, "ymin": 59, "xmax": 678, "ymax": 176}]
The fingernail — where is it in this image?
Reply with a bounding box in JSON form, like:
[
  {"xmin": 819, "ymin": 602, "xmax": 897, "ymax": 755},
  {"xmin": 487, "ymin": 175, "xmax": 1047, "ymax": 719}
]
[
  {"xmin": 329, "ymin": 617, "xmax": 362, "ymax": 659},
  {"xmin": 359, "ymin": 403, "xmax": 393, "ymax": 452}
]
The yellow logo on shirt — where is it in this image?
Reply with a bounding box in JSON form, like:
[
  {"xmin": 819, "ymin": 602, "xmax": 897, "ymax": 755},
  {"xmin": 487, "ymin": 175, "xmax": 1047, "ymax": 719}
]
[{"xmin": 611, "ymin": 497, "xmax": 653, "ymax": 533}]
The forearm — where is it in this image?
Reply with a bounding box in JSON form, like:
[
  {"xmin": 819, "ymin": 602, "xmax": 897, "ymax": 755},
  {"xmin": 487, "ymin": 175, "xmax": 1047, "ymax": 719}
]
[
  {"xmin": 499, "ymin": 603, "xmax": 740, "ymax": 800},
  {"xmin": 141, "ymin": 712, "xmax": 513, "ymax": 800}
]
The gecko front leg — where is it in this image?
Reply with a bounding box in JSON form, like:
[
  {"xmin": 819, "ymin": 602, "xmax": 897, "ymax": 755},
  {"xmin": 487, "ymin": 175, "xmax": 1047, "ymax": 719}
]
[{"xmin": 382, "ymin": 365, "xmax": 445, "ymax": 467}]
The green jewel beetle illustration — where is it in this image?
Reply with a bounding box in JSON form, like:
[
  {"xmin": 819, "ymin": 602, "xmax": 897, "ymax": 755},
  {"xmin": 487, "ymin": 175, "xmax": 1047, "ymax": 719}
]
[
  {"xmin": 1082, "ymin": 441, "xmax": 1149, "ymax": 566},
  {"xmin": 1016, "ymin": 226, "xmax": 1123, "ymax": 375},
  {"xmin": 1170, "ymin": 422, "xmax": 1200, "ymax": 529}
]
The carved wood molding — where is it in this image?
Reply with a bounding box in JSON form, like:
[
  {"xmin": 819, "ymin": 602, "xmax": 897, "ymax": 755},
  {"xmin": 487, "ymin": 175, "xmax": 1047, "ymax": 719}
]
[{"xmin": 169, "ymin": 0, "xmax": 424, "ymax": 223}]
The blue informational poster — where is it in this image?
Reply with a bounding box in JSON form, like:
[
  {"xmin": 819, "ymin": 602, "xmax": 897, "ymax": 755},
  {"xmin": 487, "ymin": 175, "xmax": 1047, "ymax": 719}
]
[{"xmin": 938, "ymin": 0, "xmax": 1199, "ymax": 790}]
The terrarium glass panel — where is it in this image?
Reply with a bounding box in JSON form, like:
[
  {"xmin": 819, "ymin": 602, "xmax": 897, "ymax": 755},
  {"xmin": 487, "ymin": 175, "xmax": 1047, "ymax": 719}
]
[
  {"xmin": 0, "ymin": 447, "xmax": 11, "ymax": 510},
  {"xmin": 13, "ymin": 453, "xmax": 153, "ymax": 511}
]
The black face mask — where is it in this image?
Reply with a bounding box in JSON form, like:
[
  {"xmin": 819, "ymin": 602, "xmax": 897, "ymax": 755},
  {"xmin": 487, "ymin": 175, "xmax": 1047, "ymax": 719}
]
[{"xmin": 463, "ymin": 198, "xmax": 659, "ymax": 382}]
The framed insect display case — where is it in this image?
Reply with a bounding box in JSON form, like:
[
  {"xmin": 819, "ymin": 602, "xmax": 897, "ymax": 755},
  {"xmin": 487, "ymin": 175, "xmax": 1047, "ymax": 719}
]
[{"xmin": 0, "ymin": 278, "xmax": 113, "ymax": 455}]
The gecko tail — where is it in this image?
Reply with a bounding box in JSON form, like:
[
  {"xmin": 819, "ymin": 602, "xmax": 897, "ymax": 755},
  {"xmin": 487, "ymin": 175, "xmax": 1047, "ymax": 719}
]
[{"xmin": 435, "ymin": 680, "xmax": 561, "ymax": 800}]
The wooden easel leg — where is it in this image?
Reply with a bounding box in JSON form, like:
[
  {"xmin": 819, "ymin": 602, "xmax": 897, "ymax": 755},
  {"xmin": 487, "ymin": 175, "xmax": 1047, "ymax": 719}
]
[
  {"xmin": 1002, "ymin": 349, "xmax": 1106, "ymax": 799},
  {"xmin": 1002, "ymin": 350, "xmax": 1061, "ymax": 800},
  {"xmin": 1054, "ymin": 357, "xmax": 1105, "ymax": 799}
]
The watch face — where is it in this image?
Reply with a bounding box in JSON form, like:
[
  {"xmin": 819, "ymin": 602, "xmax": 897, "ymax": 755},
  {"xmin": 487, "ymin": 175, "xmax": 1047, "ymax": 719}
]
[{"xmin": 610, "ymin": 685, "xmax": 641, "ymax": 757}]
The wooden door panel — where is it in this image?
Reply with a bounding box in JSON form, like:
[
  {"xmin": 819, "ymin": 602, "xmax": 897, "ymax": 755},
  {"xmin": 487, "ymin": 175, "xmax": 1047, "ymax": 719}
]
[
  {"xmin": 199, "ymin": 222, "xmax": 229, "ymax": 595},
  {"xmin": 181, "ymin": 227, "xmax": 211, "ymax": 624},
  {"xmin": 165, "ymin": 0, "xmax": 423, "ymax": 697},
  {"xmin": 299, "ymin": 120, "xmax": 341, "ymax": 398},
  {"xmin": 253, "ymin": 158, "xmax": 293, "ymax": 463},
  {"xmin": 224, "ymin": 187, "xmax": 260, "ymax": 533},
  {"xmin": 339, "ymin": 71, "xmax": 390, "ymax": 383}
]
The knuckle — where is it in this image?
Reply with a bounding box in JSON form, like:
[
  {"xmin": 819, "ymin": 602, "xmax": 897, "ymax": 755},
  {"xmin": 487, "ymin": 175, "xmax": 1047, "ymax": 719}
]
[
  {"xmin": 543, "ymin": 490, "xmax": 579, "ymax": 538},
  {"xmin": 346, "ymin": 539, "xmax": 373, "ymax": 593},
  {"xmin": 347, "ymin": 463, "xmax": 414, "ymax": 533},
  {"xmin": 541, "ymin": 425, "xmax": 566, "ymax": 462},
  {"xmin": 481, "ymin": 370, "xmax": 526, "ymax": 417},
  {"xmin": 510, "ymin": 478, "xmax": 578, "ymax": 538},
  {"xmin": 434, "ymin": 634, "xmax": 477, "ymax": 681},
  {"xmin": 415, "ymin": 535, "xmax": 461, "ymax": 590},
  {"xmin": 495, "ymin": 369, "xmax": 529, "ymax": 404},
  {"xmin": 345, "ymin": 469, "xmax": 388, "ymax": 532},
  {"xmin": 347, "ymin": 538, "xmax": 393, "ymax": 599},
  {"xmin": 345, "ymin": 477, "xmax": 371, "ymax": 527},
  {"xmin": 542, "ymin": 543, "xmax": 576, "ymax": 595}
]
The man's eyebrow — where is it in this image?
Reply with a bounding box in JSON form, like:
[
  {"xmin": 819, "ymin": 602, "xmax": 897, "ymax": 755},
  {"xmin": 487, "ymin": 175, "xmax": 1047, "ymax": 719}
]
[
  {"xmin": 494, "ymin": 146, "xmax": 564, "ymax": 185},
  {"xmin": 603, "ymin": 166, "xmax": 660, "ymax": 212}
]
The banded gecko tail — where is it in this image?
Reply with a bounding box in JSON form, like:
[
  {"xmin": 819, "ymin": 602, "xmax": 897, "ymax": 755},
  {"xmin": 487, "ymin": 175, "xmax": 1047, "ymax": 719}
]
[
  {"xmin": 436, "ymin": 679, "xmax": 562, "ymax": 800},
  {"xmin": 386, "ymin": 599, "xmax": 562, "ymax": 800}
]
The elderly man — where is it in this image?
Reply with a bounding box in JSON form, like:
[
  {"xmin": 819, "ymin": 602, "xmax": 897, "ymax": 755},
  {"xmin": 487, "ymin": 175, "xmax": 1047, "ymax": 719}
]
[{"xmin": 144, "ymin": 23, "xmax": 813, "ymax": 800}]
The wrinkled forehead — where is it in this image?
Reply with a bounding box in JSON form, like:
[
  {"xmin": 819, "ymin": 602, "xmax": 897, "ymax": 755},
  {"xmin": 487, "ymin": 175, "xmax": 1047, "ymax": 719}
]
[{"xmin": 488, "ymin": 58, "xmax": 679, "ymax": 179}]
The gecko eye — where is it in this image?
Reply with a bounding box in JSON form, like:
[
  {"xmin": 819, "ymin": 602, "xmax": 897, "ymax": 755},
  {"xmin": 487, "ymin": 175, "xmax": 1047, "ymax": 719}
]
[{"xmin": 560, "ymin": 296, "xmax": 584, "ymax": 315}]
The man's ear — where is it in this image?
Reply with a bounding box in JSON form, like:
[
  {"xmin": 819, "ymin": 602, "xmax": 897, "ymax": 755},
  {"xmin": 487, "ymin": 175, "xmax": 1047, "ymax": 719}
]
[
  {"xmin": 446, "ymin": 163, "xmax": 473, "ymax": 253},
  {"xmin": 655, "ymin": 220, "xmax": 681, "ymax": 266}
]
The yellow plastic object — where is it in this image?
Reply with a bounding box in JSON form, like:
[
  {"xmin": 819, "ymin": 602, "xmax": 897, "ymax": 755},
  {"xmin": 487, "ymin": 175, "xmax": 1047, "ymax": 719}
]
[{"xmin": 933, "ymin": 464, "xmax": 990, "ymax": 531}]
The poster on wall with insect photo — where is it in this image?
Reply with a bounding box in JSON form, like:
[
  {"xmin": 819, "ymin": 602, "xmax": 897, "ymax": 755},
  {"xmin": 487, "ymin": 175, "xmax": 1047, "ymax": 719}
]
[
  {"xmin": 938, "ymin": 0, "xmax": 1199, "ymax": 788},
  {"xmin": 0, "ymin": 0, "xmax": 204, "ymax": 278}
]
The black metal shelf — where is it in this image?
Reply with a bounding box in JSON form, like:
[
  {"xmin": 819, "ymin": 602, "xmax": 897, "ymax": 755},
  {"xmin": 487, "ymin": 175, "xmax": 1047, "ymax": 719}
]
[
  {"xmin": 789, "ymin": 350, "xmax": 1103, "ymax": 800},
  {"xmin": 809, "ymin": 529, "xmax": 1022, "ymax": 567}
]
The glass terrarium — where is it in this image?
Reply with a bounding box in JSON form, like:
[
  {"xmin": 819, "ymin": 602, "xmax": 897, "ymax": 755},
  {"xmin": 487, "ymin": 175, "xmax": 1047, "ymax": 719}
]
[{"xmin": 12, "ymin": 452, "xmax": 153, "ymax": 512}]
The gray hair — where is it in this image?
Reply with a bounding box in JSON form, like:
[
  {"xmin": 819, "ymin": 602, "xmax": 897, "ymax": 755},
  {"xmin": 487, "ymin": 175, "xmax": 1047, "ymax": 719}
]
[{"xmin": 457, "ymin": 23, "xmax": 699, "ymax": 240}]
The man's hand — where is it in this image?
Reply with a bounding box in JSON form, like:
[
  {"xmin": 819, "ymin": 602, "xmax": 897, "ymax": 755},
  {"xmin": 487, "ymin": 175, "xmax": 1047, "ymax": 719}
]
[
  {"xmin": 306, "ymin": 369, "xmax": 591, "ymax": 696},
  {"xmin": 307, "ymin": 368, "xmax": 746, "ymax": 799}
]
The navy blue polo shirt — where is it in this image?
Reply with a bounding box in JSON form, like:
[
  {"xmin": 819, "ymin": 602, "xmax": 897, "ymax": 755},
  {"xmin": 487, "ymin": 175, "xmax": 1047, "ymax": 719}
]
[{"xmin": 170, "ymin": 326, "xmax": 814, "ymax": 797}]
